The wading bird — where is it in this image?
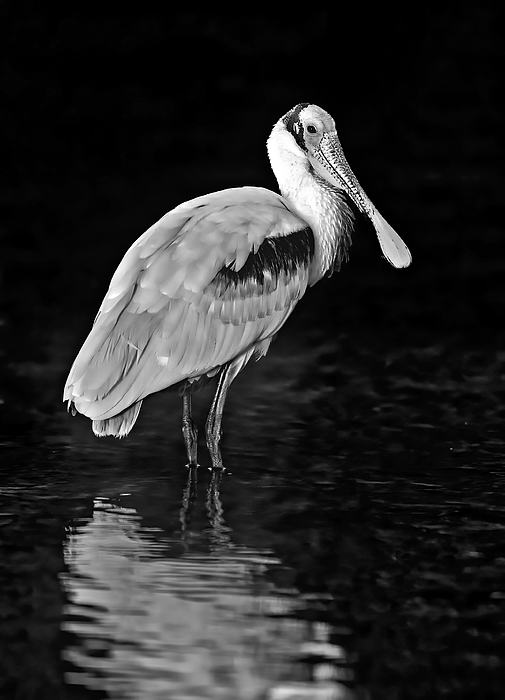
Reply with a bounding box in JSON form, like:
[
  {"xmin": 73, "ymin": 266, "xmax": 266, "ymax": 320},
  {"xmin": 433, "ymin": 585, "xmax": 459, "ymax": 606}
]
[{"xmin": 64, "ymin": 103, "xmax": 411, "ymax": 468}]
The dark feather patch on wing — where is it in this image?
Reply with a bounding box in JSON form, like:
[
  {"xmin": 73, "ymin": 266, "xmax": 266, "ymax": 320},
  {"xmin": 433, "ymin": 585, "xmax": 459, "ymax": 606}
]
[{"xmin": 215, "ymin": 227, "xmax": 314, "ymax": 290}]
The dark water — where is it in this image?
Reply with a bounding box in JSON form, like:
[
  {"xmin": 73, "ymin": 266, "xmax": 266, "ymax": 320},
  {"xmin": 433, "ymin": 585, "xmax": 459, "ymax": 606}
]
[{"xmin": 2, "ymin": 322, "xmax": 505, "ymax": 699}]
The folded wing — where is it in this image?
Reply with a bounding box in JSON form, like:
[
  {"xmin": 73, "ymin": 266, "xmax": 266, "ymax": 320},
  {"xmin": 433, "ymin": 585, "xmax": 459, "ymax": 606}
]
[{"xmin": 64, "ymin": 187, "xmax": 314, "ymax": 421}]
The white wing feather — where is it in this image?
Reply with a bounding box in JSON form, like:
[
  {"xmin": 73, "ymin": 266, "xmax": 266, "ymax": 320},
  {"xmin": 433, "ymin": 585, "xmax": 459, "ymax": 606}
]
[{"xmin": 64, "ymin": 187, "xmax": 311, "ymax": 420}]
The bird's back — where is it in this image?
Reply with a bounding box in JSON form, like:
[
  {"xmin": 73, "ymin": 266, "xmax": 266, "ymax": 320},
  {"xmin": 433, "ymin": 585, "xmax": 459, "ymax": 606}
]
[{"xmin": 64, "ymin": 187, "xmax": 314, "ymax": 429}]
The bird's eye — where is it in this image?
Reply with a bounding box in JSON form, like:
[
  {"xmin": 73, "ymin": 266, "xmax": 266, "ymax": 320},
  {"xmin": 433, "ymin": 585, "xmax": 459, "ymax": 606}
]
[{"xmin": 307, "ymin": 124, "xmax": 317, "ymax": 134}]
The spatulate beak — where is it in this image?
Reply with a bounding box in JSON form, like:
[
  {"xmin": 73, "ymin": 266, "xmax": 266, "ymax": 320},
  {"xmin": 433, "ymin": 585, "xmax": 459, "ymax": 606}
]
[{"xmin": 309, "ymin": 133, "xmax": 412, "ymax": 269}]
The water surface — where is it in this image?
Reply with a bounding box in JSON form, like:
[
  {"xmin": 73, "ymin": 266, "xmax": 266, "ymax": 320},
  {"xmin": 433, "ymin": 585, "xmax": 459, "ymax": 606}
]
[{"xmin": 2, "ymin": 325, "xmax": 505, "ymax": 699}]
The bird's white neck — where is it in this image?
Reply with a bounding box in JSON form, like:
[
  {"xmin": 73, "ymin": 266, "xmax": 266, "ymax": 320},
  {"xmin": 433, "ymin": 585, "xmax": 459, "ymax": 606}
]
[{"xmin": 267, "ymin": 126, "xmax": 352, "ymax": 281}]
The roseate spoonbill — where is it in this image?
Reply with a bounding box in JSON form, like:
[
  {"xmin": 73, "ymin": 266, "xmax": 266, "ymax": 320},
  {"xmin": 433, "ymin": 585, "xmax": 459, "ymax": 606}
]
[{"xmin": 64, "ymin": 103, "xmax": 411, "ymax": 468}]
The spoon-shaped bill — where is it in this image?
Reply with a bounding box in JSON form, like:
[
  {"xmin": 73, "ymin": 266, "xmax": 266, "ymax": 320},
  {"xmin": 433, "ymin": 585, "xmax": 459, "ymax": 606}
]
[
  {"xmin": 371, "ymin": 210, "xmax": 412, "ymax": 268},
  {"xmin": 311, "ymin": 134, "xmax": 412, "ymax": 269}
]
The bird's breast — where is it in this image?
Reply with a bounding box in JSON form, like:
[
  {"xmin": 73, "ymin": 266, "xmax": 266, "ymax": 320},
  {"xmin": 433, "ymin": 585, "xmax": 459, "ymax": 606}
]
[{"xmin": 283, "ymin": 178, "xmax": 355, "ymax": 284}]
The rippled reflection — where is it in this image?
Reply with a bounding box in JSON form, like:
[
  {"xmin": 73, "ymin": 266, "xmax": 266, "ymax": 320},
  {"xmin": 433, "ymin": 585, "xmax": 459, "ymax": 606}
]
[
  {"xmin": 61, "ymin": 468, "xmax": 354, "ymax": 699},
  {"xmin": 6, "ymin": 328, "xmax": 505, "ymax": 697}
]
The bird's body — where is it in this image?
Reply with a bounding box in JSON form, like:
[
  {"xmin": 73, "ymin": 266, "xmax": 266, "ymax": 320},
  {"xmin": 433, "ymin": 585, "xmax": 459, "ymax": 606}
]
[
  {"xmin": 66, "ymin": 187, "xmax": 321, "ymax": 434},
  {"xmin": 64, "ymin": 103, "xmax": 411, "ymax": 467}
]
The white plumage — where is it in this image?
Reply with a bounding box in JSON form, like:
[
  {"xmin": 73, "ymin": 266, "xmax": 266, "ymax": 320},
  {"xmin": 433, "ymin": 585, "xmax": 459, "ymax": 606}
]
[{"xmin": 64, "ymin": 103, "xmax": 411, "ymax": 468}]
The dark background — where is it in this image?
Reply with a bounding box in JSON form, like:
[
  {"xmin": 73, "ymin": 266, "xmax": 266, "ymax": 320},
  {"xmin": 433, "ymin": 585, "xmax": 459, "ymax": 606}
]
[
  {"xmin": 1, "ymin": 4, "xmax": 502, "ymax": 405},
  {"xmin": 0, "ymin": 2, "xmax": 502, "ymax": 435},
  {"xmin": 1, "ymin": 6, "xmax": 504, "ymax": 699},
  {"xmin": 1, "ymin": 3, "xmax": 502, "ymax": 436}
]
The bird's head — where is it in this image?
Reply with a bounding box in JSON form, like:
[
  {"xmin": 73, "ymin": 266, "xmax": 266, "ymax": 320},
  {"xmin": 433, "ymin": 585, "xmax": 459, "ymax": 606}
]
[{"xmin": 267, "ymin": 103, "xmax": 411, "ymax": 269}]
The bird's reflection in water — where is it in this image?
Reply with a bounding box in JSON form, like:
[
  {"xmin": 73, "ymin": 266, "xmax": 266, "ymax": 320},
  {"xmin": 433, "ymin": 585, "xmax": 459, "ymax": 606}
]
[
  {"xmin": 205, "ymin": 468, "xmax": 229, "ymax": 549},
  {"xmin": 179, "ymin": 465, "xmax": 199, "ymax": 539},
  {"xmin": 180, "ymin": 467, "xmax": 230, "ymax": 550},
  {"xmin": 61, "ymin": 468, "xmax": 354, "ymax": 700}
]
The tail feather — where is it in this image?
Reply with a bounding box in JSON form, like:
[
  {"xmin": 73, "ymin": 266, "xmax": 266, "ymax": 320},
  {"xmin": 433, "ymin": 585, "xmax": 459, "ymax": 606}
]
[{"xmin": 92, "ymin": 400, "xmax": 143, "ymax": 438}]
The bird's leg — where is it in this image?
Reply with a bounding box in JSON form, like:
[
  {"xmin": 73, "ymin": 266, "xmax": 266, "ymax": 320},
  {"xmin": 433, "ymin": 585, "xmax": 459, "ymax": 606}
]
[
  {"xmin": 182, "ymin": 391, "xmax": 199, "ymax": 467},
  {"xmin": 205, "ymin": 362, "xmax": 241, "ymax": 470}
]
